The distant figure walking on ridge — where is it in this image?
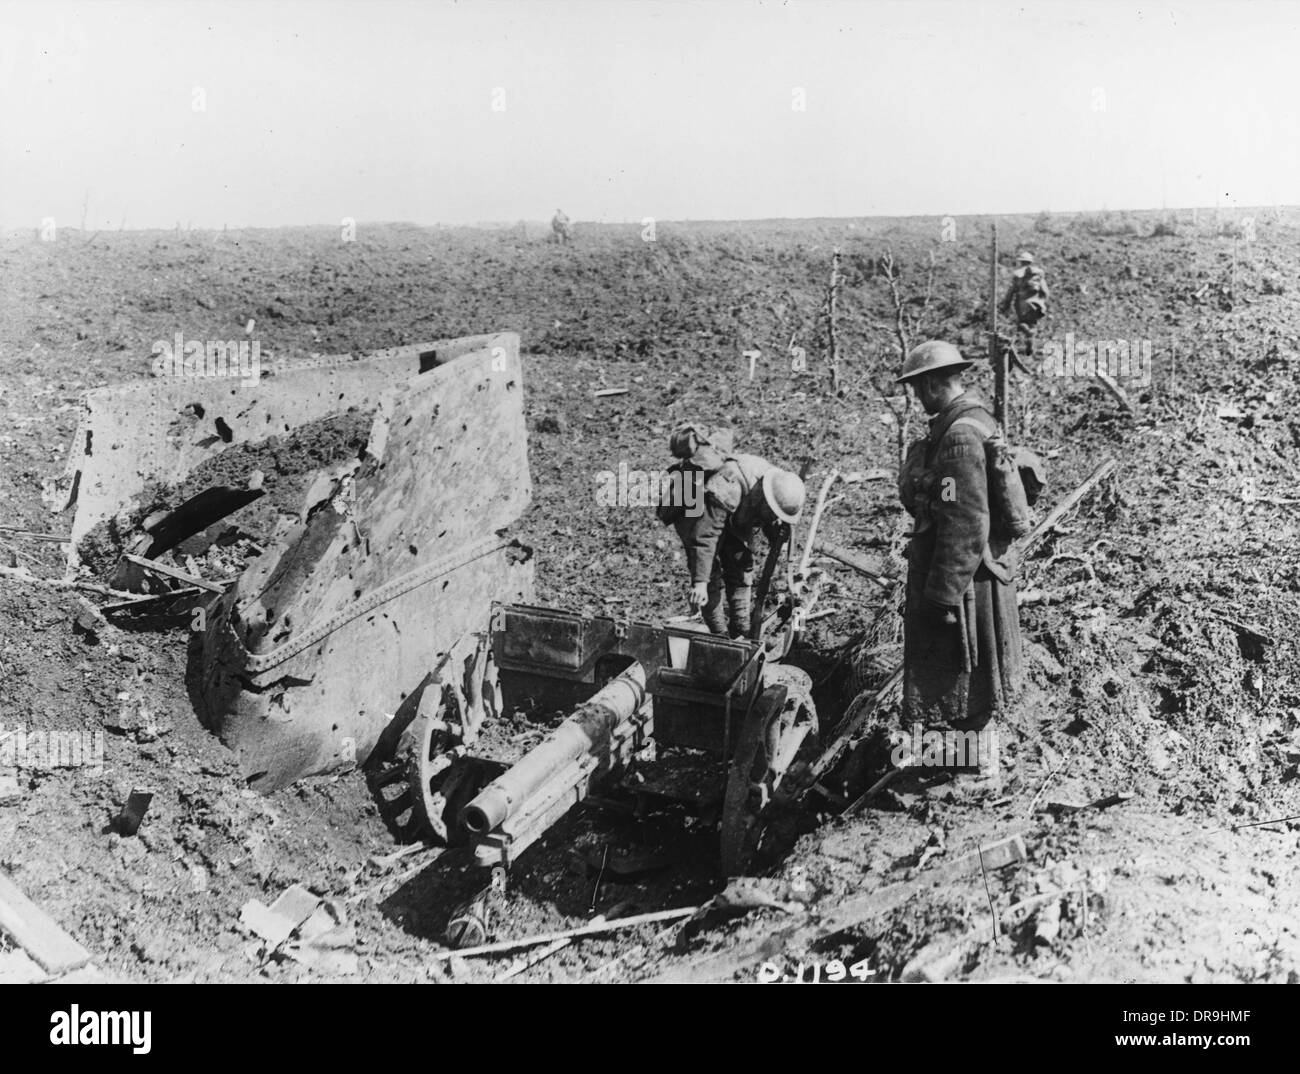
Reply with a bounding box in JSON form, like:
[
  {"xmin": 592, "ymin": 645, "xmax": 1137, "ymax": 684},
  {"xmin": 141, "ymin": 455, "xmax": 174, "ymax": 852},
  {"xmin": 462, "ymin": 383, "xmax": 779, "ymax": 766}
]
[
  {"xmin": 552, "ymin": 209, "xmax": 572, "ymax": 245},
  {"xmin": 999, "ymin": 251, "xmax": 1050, "ymax": 357}
]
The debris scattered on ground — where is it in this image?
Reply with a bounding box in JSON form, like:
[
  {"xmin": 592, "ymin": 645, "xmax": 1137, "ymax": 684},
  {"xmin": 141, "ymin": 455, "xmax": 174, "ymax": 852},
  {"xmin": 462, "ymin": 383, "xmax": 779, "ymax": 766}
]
[
  {"xmin": 582, "ymin": 943, "xmax": 646, "ymax": 983},
  {"xmin": 955, "ymin": 834, "xmax": 1028, "ymax": 874},
  {"xmin": 105, "ymin": 699, "xmax": 172, "ymax": 743},
  {"xmin": 431, "ymin": 905, "xmax": 701, "ymax": 961},
  {"xmin": 581, "ymin": 844, "xmax": 675, "ymax": 880},
  {"xmin": 1032, "ymin": 898, "xmax": 1063, "ymax": 944},
  {"xmin": 365, "ymin": 842, "xmax": 428, "ymax": 874},
  {"xmin": 1042, "ymin": 791, "xmax": 1135, "ymax": 815},
  {"xmin": 496, "ymin": 938, "xmax": 571, "ymax": 981},
  {"xmin": 239, "ymin": 884, "xmax": 358, "ymax": 976},
  {"xmin": 901, "ymin": 935, "xmax": 982, "ymax": 982},
  {"xmin": 120, "ymin": 553, "xmax": 227, "ymax": 594},
  {"xmin": 72, "ymin": 597, "xmax": 108, "ymax": 641},
  {"xmin": 0, "ymin": 871, "xmax": 93, "ymax": 976},
  {"xmin": 711, "ymin": 876, "xmax": 812, "ymax": 915},
  {"xmin": 113, "ymin": 790, "xmax": 154, "ymax": 836}
]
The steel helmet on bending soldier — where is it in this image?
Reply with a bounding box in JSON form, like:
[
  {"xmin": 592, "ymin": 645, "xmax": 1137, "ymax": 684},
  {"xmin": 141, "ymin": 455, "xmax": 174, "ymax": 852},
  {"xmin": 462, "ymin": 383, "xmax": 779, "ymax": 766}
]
[{"xmin": 659, "ymin": 421, "xmax": 806, "ymax": 637}]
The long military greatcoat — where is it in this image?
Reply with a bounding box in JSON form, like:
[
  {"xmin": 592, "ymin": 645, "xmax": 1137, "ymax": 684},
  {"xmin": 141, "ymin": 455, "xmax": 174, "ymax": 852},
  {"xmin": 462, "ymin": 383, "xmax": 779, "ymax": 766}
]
[{"xmin": 898, "ymin": 392, "xmax": 1024, "ymax": 729}]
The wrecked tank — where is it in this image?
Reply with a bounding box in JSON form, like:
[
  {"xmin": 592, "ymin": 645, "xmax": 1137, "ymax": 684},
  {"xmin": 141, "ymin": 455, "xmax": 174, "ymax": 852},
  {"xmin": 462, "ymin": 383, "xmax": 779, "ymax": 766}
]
[{"xmin": 59, "ymin": 332, "xmax": 535, "ymax": 791}]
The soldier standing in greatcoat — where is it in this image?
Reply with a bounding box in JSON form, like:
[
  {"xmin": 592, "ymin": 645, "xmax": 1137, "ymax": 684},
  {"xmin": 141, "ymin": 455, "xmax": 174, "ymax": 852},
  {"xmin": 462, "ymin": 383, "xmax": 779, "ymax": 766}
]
[{"xmin": 896, "ymin": 341, "xmax": 1025, "ymax": 785}]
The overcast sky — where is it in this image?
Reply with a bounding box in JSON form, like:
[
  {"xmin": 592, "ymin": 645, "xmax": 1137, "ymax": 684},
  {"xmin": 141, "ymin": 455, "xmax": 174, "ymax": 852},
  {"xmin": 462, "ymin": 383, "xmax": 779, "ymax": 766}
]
[{"xmin": 2, "ymin": 0, "xmax": 1297, "ymax": 229}]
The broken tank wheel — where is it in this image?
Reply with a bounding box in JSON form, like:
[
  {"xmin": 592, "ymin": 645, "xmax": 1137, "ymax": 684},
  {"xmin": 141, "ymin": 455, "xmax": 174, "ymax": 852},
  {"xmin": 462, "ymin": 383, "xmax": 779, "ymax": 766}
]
[
  {"xmin": 369, "ymin": 635, "xmax": 504, "ymax": 846},
  {"xmin": 367, "ymin": 739, "xmax": 431, "ymax": 844},
  {"xmin": 405, "ymin": 682, "xmax": 495, "ymax": 846},
  {"xmin": 368, "ymin": 681, "xmax": 484, "ymax": 844}
]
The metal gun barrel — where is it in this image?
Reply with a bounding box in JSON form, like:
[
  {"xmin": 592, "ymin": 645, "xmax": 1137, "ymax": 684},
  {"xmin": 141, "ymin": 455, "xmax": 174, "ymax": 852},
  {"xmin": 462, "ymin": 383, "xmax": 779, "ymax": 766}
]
[{"xmin": 461, "ymin": 663, "xmax": 647, "ymax": 836}]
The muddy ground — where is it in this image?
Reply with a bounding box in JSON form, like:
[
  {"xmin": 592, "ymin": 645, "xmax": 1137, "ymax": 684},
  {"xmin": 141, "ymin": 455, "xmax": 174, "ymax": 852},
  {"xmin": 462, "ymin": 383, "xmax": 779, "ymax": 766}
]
[{"xmin": 1, "ymin": 211, "xmax": 1298, "ymax": 983}]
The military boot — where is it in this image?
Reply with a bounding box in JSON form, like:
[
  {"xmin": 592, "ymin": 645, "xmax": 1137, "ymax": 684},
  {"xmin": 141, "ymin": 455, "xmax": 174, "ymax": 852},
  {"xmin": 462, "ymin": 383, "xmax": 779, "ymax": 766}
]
[{"xmin": 947, "ymin": 722, "xmax": 1002, "ymax": 802}]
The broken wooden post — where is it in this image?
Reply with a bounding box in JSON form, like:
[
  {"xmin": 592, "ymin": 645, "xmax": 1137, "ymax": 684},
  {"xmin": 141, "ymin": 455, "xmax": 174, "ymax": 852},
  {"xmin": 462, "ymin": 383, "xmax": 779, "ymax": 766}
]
[
  {"xmin": 827, "ymin": 247, "xmax": 841, "ymax": 391},
  {"xmin": 1017, "ymin": 458, "xmax": 1117, "ymax": 559},
  {"xmin": 990, "ymin": 223, "xmax": 1007, "ymax": 430},
  {"xmin": 0, "ymin": 525, "xmax": 70, "ymax": 543}
]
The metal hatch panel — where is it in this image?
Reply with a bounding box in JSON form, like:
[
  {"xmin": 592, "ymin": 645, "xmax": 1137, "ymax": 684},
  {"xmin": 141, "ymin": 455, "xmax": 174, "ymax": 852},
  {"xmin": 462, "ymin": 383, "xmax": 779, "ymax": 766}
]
[
  {"xmin": 56, "ymin": 332, "xmax": 519, "ymax": 564},
  {"xmin": 197, "ymin": 336, "xmax": 534, "ymax": 791}
]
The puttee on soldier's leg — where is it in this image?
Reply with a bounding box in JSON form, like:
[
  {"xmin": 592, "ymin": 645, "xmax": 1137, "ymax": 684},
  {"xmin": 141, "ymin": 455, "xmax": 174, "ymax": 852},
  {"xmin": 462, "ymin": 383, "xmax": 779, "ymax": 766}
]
[
  {"xmin": 720, "ymin": 534, "xmax": 756, "ymax": 638},
  {"xmin": 702, "ymin": 571, "xmax": 730, "ymax": 635}
]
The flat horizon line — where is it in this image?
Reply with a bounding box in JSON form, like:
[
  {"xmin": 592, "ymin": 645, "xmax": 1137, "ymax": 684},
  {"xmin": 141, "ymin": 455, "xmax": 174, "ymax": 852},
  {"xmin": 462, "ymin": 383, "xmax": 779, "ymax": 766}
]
[{"xmin": 2, "ymin": 203, "xmax": 1290, "ymax": 236}]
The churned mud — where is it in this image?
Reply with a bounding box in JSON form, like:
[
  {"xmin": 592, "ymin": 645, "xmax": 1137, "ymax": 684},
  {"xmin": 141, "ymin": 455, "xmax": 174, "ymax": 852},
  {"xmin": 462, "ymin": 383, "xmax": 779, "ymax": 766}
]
[{"xmin": 1, "ymin": 213, "xmax": 1297, "ymax": 982}]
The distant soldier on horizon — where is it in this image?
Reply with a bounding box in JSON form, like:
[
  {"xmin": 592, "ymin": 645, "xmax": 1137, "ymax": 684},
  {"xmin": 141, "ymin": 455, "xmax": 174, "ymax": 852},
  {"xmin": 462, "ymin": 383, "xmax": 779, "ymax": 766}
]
[
  {"xmin": 552, "ymin": 209, "xmax": 571, "ymax": 245},
  {"xmin": 999, "ymin": 251, "xmax": 1050, "ymax": 357}
]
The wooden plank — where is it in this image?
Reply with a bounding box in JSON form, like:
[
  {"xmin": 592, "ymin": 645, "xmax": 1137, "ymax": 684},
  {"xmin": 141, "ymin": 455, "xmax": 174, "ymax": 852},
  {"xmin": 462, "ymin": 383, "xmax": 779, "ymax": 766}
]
[
  {"xmin": 0, "ymin": 871, "xmax": 92, "ymax": 974},
  {"xmin": 813, "ymin": 540, "xmax": 897, "ymax": 592},
  {"xmin": 429, "ymin": 905, "xmax": 698, "ymax": 960},
  {"xmin": 496, "ymin": 938, "xmax": 571, "ymax": 981},
  {"xmin": 812, "ymin": 836, "xmax": 1027, "ymax": 941},
  {"xmin": 952, "ymin": 834, "xmax": 1027, "ymax": 873},
  {"xmin": 650, "ymin": 835, "xmax": 1030, "ymax": 982},
  {"xmin": 811, "ymin": 881, "xmax": 915, "ymax": 937},
  {"xmin": 1017, "ymin": 458, "xmax": 1117, "ymax": 558},
  {"xmin": 100, "ymin": 587, "xmax": 202, "ymax": 612},
  {"xmin": 639, "ymin": 921, "xmax": 804, "ymax": 984},
  {"xmin": 121, "ymin": 553, "xmax": 226, "ymax": 593},
  {"xmin": 0, "ymin": 566, "xmax": 138, "ymax": 601},
  {"xmin": 0, "ymin": 946, "xmax": 47, "ymax": 984},
  {"xmin": 0, "ymin": 525, "xmax": 70, "ymax": 543}
]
